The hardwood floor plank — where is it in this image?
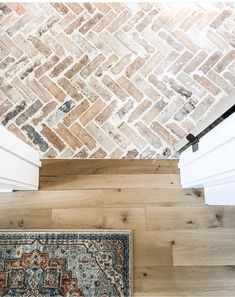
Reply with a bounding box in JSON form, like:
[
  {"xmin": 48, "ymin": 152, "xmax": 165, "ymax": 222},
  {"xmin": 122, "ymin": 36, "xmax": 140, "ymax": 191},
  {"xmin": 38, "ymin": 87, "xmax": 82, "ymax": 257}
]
[
  {"xmin": 52, "ymin": 207, "xmax": 146, "ymax": 230},
  {"xmin": 172, "ymin": 229, "xmax": 235, "ymax": 266},
  {"xmin": 134, "ymin": 230, "xmax": 235, "ymax": 266},
  {"xmin": 0, "ymin": 209, "xmax": 51, "ymax": 228},
  {"xmin": 134, "ymin": 266, "xmax": 235, "ymax": 295},
  {"xmin": 174, "ymin": 245, "xmax": 235, "ymax": 266},
  {"xmin": 146, "ymin": 206, "xmax": 235, "ymax": 230},
  {"xmin": 1, "ymin": 159, "xmax": 235, "ymax": 296},
  {"xmin": 40, "ymin": 174, "xmax": 180, "ymax": 190},
  {"xmin": 134, "ymin": 231, "xmax": 173, "ymax": 267},
  {"xmin": 41, "ymin": 159, "xmax": 179, "ymax": 175},
  {"xmin": 134, "ymin": 246, "xmax": 173, "ymax": 267},
  {"xmin": 134, "ymin": 289, "xmax": 235, "ymax": 296},
  {"xmin": 134, "ymin": 231, "xmax": 174, "ymax": 247},
  {"xmin": 0, "ymin": 188, "xmax": 203, "ymax": 209},
  {"xmin": 0, "ymin": 190, "xmax": 104, "ymax": 209},
  {"xmin": 103, "ymin": 188, "xmax": 204, "ymax": 207}
]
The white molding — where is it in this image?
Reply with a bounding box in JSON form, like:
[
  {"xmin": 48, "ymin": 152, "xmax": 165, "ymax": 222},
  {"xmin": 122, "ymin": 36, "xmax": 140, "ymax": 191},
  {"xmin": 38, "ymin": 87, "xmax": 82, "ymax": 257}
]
[
  {"xmin": 0, "ymin": 125, "xmax": 40, "ymax": 167},
  {"xmin": 205, "ymin": 182, "xmax": 235, "ymax": 205},
  {"xmin": 175, "ymin": 90, "xmax": 235, "ymax": 152},
  {"xmin": 0, "ymin": 125, "xmax": 40, "ymax": 191},
  {"xmin": 0, "ymin": 182, "xmax": 14, "ymax": 192},
  {"xmin": 179, "ymin": 110, "xmax": 235, "ymax": 205},
  {"xmin": 179, "ymin": 137, "xmax": 235, "ymax": 188}
]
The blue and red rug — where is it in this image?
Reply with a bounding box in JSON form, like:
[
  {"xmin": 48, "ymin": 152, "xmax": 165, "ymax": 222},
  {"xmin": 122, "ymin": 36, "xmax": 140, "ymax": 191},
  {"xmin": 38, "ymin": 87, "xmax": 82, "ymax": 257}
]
[{"xmin": 0, "ymin": 230, "xmax": 132, "ymax": 297}]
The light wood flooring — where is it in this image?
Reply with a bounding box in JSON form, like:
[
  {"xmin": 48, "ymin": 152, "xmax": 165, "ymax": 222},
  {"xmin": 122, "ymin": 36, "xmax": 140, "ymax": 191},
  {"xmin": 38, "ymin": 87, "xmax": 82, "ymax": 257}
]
[{"xmin": 1, "ymin": 159, "xmax": 235, "ymax": 296}]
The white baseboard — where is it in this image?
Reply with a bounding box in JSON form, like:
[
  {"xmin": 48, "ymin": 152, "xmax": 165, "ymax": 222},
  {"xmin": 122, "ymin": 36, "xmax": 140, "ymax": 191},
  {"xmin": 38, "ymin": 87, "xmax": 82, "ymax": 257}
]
[
  {"xmin": 0, "ymin": 125, "xmax": 40, "ymax": 192},
  {"xmin": 205, "ymin": 182, "xmax": 235, "ymax": 205},
  {"xmin": 179, "ymin": 110, "xmax": 235, "ymax": 205}
]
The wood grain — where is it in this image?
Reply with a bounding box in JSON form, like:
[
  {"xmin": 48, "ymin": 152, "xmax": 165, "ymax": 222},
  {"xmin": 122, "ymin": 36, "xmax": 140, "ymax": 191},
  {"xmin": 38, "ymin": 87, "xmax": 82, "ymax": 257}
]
[
  {"xmin": 52, "ymin": 207, "xmax": 146, "ymax": 230},
  {"xmin": 1, "ymin": 159, "xmax": 235, "ymax": 296},
  {"xmin": 0, "ymin": 209, "xmax": 51, "ymax": 228},
  {"xmin": 134, "ymin": 292, "xmax": 235, "ymax": 297},
  {"xmin": 40, "ymin": 174, "xmax": 180, "ymax": 190},
  {"xmin": 134, "ymin": 266, "xmax": 235, "ymax": 295},
  {"xmin": 146, "ymin": 206, "xmax": 235, "ymax": 230},
  {"xmin": 40, "ymin": 159, "xmax": 179, "ymax": 175},
  {"xmin": 172, "ymin": 229, "xmax": 235, "ymax": 266},
  {"xmin": 134, "ymin": 231, "xmax": 173, "ymax": 267},
  {"xmin": 103, "ymin": 188, "xmax": 204, "ymax": 207},
  {"xmin": 0, "ymin": 190, "xmax": 104, "ymax": 209}
]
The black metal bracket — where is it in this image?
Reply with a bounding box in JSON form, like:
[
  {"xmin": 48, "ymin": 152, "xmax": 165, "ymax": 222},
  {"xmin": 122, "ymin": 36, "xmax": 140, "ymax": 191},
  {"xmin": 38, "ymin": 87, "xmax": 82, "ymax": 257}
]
[{"xmin": 186, "ymin": 133, "xmax": 199, "ymax": 153}]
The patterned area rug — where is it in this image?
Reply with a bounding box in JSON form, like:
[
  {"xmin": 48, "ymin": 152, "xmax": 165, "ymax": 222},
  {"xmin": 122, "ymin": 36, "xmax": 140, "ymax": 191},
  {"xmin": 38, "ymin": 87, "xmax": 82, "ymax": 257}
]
[{"xmin": 0, "ymin": 230, "xmax": 132, "ymax": 297}]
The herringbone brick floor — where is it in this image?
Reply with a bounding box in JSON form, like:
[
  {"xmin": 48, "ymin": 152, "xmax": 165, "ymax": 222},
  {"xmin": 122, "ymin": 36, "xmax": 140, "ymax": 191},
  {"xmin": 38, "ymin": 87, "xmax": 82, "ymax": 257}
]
[{"xmin": 0, "ymin": 2, "xmax": 234, "ymax": 158}]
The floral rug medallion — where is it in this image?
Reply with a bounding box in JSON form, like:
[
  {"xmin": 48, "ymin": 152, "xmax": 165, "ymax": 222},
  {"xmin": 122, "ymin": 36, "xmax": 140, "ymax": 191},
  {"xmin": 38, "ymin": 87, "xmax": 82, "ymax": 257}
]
[{"xmin": 0, "ymin": 230, "xmax": 132, "ymax": 297}]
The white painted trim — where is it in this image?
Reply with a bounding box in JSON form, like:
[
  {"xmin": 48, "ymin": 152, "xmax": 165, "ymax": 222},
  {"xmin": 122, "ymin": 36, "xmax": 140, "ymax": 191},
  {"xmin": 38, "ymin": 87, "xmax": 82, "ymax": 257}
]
[
  {"xmin": 179, "ymin": 109, "xmax": 235, "ymax": 205},
  {"xmin": 0, "ymin": 177, "xmax": 39, "ymax": 191},
  {"xmin": 179, "ymin": 112, "xmax": 235, "ymax": 168},
  {"xmin": 175, "ymin": 90, "xmax": 235, "ymax": 152},
  {"xmin": 0, "ymin": 125, "xmax": 40, "ymax": 191},
  {"xmin": 0, "ymin": 182, "xmax": 13, "ymax": 192},
  {"xmin": 180, "ymin": 137, "xmax": 235, "ymax": 188},
  {"xmin": 205, "ymin": 182, "xmax": 235, "ymax": 205},
  {"xmin": 0, "ymin": 125, "xmax": 41, "ymax": 167}
]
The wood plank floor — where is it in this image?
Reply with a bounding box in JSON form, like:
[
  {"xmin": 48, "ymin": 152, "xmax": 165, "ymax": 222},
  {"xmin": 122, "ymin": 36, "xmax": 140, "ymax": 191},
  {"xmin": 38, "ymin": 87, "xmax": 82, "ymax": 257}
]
[{"xmin": 1, "ymin": 159, "xmax": 235, "ymax": 296}]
